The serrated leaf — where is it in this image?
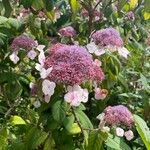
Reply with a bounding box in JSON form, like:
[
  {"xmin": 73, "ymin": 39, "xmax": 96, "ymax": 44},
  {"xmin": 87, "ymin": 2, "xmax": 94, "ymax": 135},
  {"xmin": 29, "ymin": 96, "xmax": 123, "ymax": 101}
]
[
  {"xmin": 106, "ymin": 134, "xmax": 131, "ymax": 150},
  {"xmin": 10, "ymin": 116, "xmax": 26, "ymax": 125},
  {"xmin": 134, "ymin": 115, "xmax": 150, "ymax": 150}
]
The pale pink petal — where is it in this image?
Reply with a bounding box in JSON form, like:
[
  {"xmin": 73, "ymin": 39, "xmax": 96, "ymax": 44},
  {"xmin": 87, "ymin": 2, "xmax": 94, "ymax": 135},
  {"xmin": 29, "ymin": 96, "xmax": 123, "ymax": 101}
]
[
  {"xmin": 44, "ymin": 95, "xmax": 51, "ymax": 103},
  {"xmin": 40, "ymin": 67, "xmax": 53, "ymax": 79},
  {"xmin": 118, "ymin": 47, "xmax": 130, "ymax": 59},
  {"xmin": 27, "ymin": 50, "xmax": 37, "ymax": 60},
  {"xmin": 116, "ymin": 127, "xmax": 124, "ymax": 137},
  {"xmin": 42, "ymin": 80, "xmax": 56, "ymax": 96},
  {"xmin": 38, "ymin": 51, "xmax": 45, "ymax": 65},
  {"xmin": 9, "ymin": 52, "xmax": 19, "ymax": 64},
  {"xmin": 36, "ymin": 45, "xmax": 45, "ymax": 52},
  {"xmin": 33, "ymin": 100, "xmax": 41, "ymax": 108},
  {"xmin": 125, "ymin": 130, "xmax": 134, "ymax": 141}
]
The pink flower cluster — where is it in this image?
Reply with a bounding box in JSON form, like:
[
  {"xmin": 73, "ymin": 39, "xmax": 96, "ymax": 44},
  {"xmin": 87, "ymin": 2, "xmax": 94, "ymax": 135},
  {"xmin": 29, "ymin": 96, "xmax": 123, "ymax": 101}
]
[
  {"xmin": 125, "ymin": 11, "xmax": 135, "ymax": 21},
  {"xmin": 11, "ymin": 35, "xmax": 37, "ymax": 51},
  {"xmin": 82, "ymin": 9, "xmax": 103, "ymax": 21},
  {"xmin": 91, "ymin": 28, "xmax": 123, "ymax": 47},
  {"xmin": 103, "ymin": 105, "xmax": 134, "ymax": 128},
  {"xmin": 44, "ymin": 44, "xmax": 104, "ymax": 85},
  {"xmin": 58, "ymin": 26, "xmax": 76, "ymax": 37}
]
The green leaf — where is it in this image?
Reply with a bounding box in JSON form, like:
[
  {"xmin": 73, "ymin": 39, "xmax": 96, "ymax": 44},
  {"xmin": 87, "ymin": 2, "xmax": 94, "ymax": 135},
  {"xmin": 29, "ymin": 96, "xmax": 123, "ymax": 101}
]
[
  {"xmin": 32, "ymin": 0, "xmax": 44, "ymax": 10},
  {"xmin": 44, "ymin": 135, "xmax": 55, "ymax": 150},
  {"xmin": 10, "ymin": 116, "xmax": 26, "ymax": 125},
  {"xmin": 63, "ymin": 115, "xmax": 75, "ymax": 132},
  {"xmin": 25, "ymin": 127, "xmax": 48, "ymax": 149},
  {"xmin": 86, "ymin": 131, "xmax": 108, "ymax": 150},
  {"xmin": 69, "ymin": 0, "xmax": 79, "ymax": 15},
  {"xmin": 0, "ymin": 16, "xmax": 8, "ymax": 24},
  {"xmin": 74, "ymin": 110, "xmax": 93, "ymax": 129},
  {"xmin": 4, "ymin": 80, "xmax": 23, "ymax": 100},
  {"xmin": 139, "ymin": 74, "xmax": 150, "ymax": 92},
  {"xmin": 0, "ymin": 128, "xmax": 9, "ymax": 150},
  {"xmin": 134, "ymin": 115, "xmax": 150, "ymax": 150},
  {"xmin": 19, "ymin": 0, "xmax": 33, "ymax": 8},
  {"xmin": 2, "ymin": 0, "xmax": 13, "ymax": 17},
  {"xmin": 129, "ymin": 0, "xmax": 138, "ymax": 9},
  {"xmin": 106, "ymin": 134, "xmax": 131, "ymax": 150},
  {"xmin": 8, "ymin": 18, "xmax": 22, "ymax": 30},
  {"xmin": 42, "ymin": 0, "xmax": 54, "ymax": 11},
  {"xmin": 52, "ymin": 101, "xmax": 67, "ymax": 123}
]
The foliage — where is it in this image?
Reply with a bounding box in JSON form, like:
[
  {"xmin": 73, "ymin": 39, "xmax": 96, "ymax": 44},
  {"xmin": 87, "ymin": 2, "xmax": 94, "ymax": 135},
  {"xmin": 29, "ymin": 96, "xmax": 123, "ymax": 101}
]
[{"xmin": 0, "ymin": 0, "xmax": 150, "ymax": 149}]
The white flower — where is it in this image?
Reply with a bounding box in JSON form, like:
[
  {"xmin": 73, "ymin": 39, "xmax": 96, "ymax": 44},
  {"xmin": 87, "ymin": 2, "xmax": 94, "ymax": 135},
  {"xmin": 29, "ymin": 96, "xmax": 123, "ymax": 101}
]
[
  {"xmin": 42, "ymin": 79, "xmax": 56, "ymax": 95},
  {"xmin": 118, "ymin": 47, "xmax": 130, "ymax": 59},
  {"xmin": 64, "ymin": 85, "xmax": 89, "ymax": 106},
  {"xmin": 29, "ymin": 82, "xmax": 35, "ymax": 89},
  {"xmin": 27, "ymin": 50, "xmax": 37, "ymax": 60},
  {"xmin": 38, "ymin": 51, "xmax": 45, "ymax": 66},
  {"xmin": 9, "ymin": 51, "xmax": 19, "ymax": 64},
  {"xmin": 36, "ymin": 45, "xmax": 45, "ymax": 52},
  {"xmin": 96, "ymin": 113, "xmax": 105, "ymax": 120},
  {"xmin": 33, "ymin": 100, "xmax": 41, "ymax": 108},
  {"xmin": 44, "ymin": 95, "xmax": 51, "ymax": 103},
  {"xmin": 42, "ymin": 80, "xmax": 56, "ymax": 103},
  {"xmin": 40, "ymin": 67, "xmax": 53, "ymax": 79},
  {"xmin": 86, "ymin": 42, "xmax": 105, "ymax": 56},
  {"xmin": 124, "ymin": 130, "xmax": 134, "ymax": 141},
  {"xmin": 116, "ymin": 127, "xmax": 124, "ymax": 137},
  {"xmin": 64, "ymin": 92, "xmax": 81, "ymax": 106},
  {"xmin": 35, "ymin": 63, "xmax": 43, "ymax": 72}
]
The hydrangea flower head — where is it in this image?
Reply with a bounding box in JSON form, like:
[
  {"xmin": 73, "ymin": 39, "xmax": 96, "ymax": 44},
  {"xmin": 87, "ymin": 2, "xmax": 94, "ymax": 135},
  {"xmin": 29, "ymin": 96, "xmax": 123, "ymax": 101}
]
[
  {"xmin": 45, "ymin": 44, "xmax": 104, "ymax": 85},
  {"xmin": 91, "ymin": 28, "xmax": 123, "ymax": 47},
  {"xmin": 11, "ymin": 35, "xmax": 37, "ymax": 51},
  {"xmin": 59, "ymin": 26, "xmax": 76, "ymax": 37},
  {"xmin": 103, "ymin": 105, "xmax": 134, "ymax": 128}
]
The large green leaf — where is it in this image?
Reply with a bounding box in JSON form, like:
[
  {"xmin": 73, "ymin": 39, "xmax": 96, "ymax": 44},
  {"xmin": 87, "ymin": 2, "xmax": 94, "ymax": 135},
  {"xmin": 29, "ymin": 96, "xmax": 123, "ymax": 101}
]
[
  {"xmin": 52, "ymin": 101, "xmax": 67, "ymax": 123},
  {"xmin": 69, "ymin": 0, "xmax": 79, "ymax": 15},
  {"xmin": 86, "ymin": 130, "xmax": 108, "ymax": 150},
  {"xmin": 44, "ymin": 135, "xmax": 55, "ymax": 150},
  {"xmin": 42, "ymin": 0, "xmax": 54, "ymax": 12},
  {"xmin": 134, "ymin": 115, "xmax": 150, "ymax": 150},
  {"xmin": 2, "ymin": 0, "xmax": 13, "ymax": 17},
  {"xmin": 10, "ymin": 116, "xmax": 26, "ymax": 125},
  {"xmin": 74, "ymin": 109, "xmax": 93, "ymax": 129},
  {"xmin": 106, "ymin": 134, "xmax": 131, "ymax": 150},
  {"xmin": 25, "ymin": 127, "xmax": 48, "ymax": 149},
  {"xmin": 0, "ymin": 128, "xmax": 9, "ymax": 150}
]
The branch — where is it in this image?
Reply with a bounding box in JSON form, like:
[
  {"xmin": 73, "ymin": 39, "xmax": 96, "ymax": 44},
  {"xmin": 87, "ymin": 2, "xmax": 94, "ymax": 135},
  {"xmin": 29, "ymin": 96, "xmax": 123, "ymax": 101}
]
[{"xmin": 93, "ymin": 0, "xmax": 102, "ymax": 11}]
